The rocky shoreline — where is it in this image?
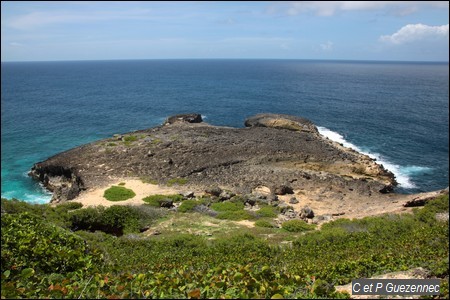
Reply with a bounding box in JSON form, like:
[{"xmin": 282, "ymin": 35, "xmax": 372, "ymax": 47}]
[{"xmin": 29, "ymin": 113, "xmax": 399, "ymax": 204}]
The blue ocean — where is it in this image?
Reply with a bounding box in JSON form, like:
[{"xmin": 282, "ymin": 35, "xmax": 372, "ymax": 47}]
[{"xmin": 1, "ymin": 60, "xmax": 448, "ymax": 203}]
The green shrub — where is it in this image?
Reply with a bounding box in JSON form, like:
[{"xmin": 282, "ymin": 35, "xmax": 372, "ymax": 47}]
[
  {"xmin": 211, "ymin": 201, "xmax": 244, "ymax": 212},
  {"xmin": 255, "ymin": 219, "xmax": 277, "ymax": 228},
  {"xmin": 123, "ymin": 135, "xmax": 138, "ymax": 142},
  {"xmin": 1, "ymin": 212, "xmax": 98, "ymax": 275},
  {"xmin": 282, "ymin": 220, "xmax": 316, "ymax": 232},
  {"xmin": 178, "ymin": 199, "xmax": 203, "ymax": 213},
  {"xmin": 257, "ymin": 206, "xmax": 278, "ymax": 218},
  {"xmin": 167, "ymin": 177, "xmax": 188, "ymax": 186},
  {"xmin": 106, "ymin": 142, "xmax": 117, "ymax": 146},
  {"xmin": 56, "ymin": 201, "xmax": 83, "ymax": 210},
  {"xmin": 140, "ymin": 176, "xmax": 158, "ymax": 185},
  {"xmin": 69, "ymin": 205, "xmax": 155, "ymax": 236},
  {"xmin": 216, "ymin": 210, "xmax": 255, "ymax": 221},
  {"xmin": 103, "ymin": 186, "xmax": 136, "ymax": 201},
  {"xmin": 143, "ymin": 194, "xmax": 183, "ymax": 207}
]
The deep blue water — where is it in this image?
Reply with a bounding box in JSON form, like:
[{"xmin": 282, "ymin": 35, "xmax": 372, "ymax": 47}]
[{"xmin": 1, "ymin": 59, "xmax": 448, "ymax": 203}]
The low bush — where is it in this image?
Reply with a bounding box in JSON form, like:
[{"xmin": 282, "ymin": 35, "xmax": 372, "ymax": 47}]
[
  {"xmin": 255, "ymin": 219, "xmax": 277, "ymax": 228},
  {"xmin": 178, "ymin": 199, "xmax": 204, "ymax": 213},
  {"xmin": 167, "ymin": 177, "xmax": 188, "ymax": 186},
  {"xmin": 103, "ymin": 186, "xmax": 136, "ymax": 201},
  {"xmin": 143, "ymin": 194, "xmax": 183, "ymax": 207},
  {"xmin": 216, "ymin": 210, "xmax": 255, "ymax": 221},
  {"xmin": 282, "ymin": 220, "xmax": 316, "ymax": 232},
  {"xmin": 211, "ymin": 201, "xmax": 244, "ymax": 212},
  {"xmin": 257, "ymin": 206, "xmax": 278, "ymax": 218},
  {"xmin": 69, "ymin": 205, "xmax": 160, "ymax": 236}
]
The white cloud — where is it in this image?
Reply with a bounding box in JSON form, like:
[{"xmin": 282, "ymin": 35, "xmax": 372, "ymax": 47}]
[
  {"xmin": 6, "ymin": 9, "xmax": 151, "ymax": 30},
  {"xmin": 320, "ymin": 41, "xmax": 333, "ymax": 51},
  {"xmin": 274, "ymin": 1, "xmax": 448, "ymax": 17},
  {"xmin": 380, "ymin": 24, "xmax": 449, "ymax": 44}
]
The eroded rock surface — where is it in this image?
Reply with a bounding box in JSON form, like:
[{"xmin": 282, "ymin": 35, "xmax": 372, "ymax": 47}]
[{"xmin": 29, "ymin": 113, "xmax": 397, "ymax": 203}]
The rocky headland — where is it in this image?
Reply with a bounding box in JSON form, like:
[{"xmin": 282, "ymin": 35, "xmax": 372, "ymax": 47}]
[{"xmin": 29, "ymin": 113, "xmax": 399, "ymax": 203}]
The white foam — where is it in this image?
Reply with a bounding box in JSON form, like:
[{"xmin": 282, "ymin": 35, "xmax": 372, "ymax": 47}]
[{"xmin": 317, "ymin": 126, "xmax": 430, "ymax": 189}]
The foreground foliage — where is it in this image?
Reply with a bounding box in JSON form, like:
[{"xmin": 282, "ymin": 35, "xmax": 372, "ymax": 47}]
[{"xmin": 1, "ymin": 195, "xmax": 448, "ymax": 299}]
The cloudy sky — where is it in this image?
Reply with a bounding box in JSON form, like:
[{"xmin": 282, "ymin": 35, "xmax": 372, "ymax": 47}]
[{"xmin": 1, "ymin": 1, "xmax": 449, "ymax": 62}]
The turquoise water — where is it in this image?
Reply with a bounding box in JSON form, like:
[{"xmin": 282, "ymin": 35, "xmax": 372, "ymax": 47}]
[{"xmin": 1, "ymin": 60, "xmax": 448, "ymax": 203}]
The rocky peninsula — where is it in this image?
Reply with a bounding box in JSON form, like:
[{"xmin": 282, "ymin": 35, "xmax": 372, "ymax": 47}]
[{"xmin": 29, "ymin": 113, "xmax": 400, "ymax": 204}]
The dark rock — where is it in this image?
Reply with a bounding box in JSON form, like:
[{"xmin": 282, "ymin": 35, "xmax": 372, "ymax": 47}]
[
  {"xmin": 139, "ymin": 225, "xmax": 151, "ymax": 232},
  {"xmin": 164, "ymin": 113, "xmax": 203, "ymax": 125},
  {"xmin": 289, "ymin": 197, "xmax": 299, "ymax": 204},
  {"xmin": 159, "ymin": 199, "xmax": 174, "ymax": 208},
  {"xmin": 244, "ymin": 113, "xmax": 318, "ymax": 133},
  {"xmin": 205, "ymin": 186, "xmax": 223, "ymax": 197},
  {"xmin": 182, "ymin": 191, "xmax": 195, "ymax": 199},
  {"xmin": 273, "ymin": 184, "xmax": 294, "ymax": 195},
  {"xmin": 267, "ymin": 193, "xmax": 279, "ymax": 203},
  {"xmin": 300, "ymin": 206, "xmax": 314, "ymax": 219},
  {"xmin": 219, "ymin": 190, "xmax": 235, "ymax": 201}
]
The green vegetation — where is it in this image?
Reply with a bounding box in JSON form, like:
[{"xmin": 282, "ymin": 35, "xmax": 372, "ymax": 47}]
[
  {"xmin": 167, "ymin": 177, "xmax": 188, "ymax": 186},
  {"xmin": 211, "ymin": 201, "xmax": 244, "ymax": 212},
  {"xmin": 255, "ymin": 219, "xmax": 277, "ymax": 228},
  {"xmin": 282, "ymin": 219, "xmax": 316, "ymax": 232},
  {"xmin": 1, "ymin": 195, "xmax": 448, "ymax": 299},
  {"xmin": 103, "ymin": 186, "xmax": 136, "ymax": 201},
  {"xmin": 178, "ymin": 199, "xmax": 205, "ymax": 213},
  {"xmin": 142, "ymin": 194, "xmax": 183, "ymax": 207},
  {"xmin": 140, "ymin": 176, "xmax": 158, "ymax": 185},
  {"xmin": 106, "ymin": 142, "xmax": 117, "ymax": 147},
  {"xmin": 257, "ymin": 205, "xmax": 279, "ymax": 217},
  {"xmin": 123, "ymin": 135, "xmax": 138, "ymax": 142}
]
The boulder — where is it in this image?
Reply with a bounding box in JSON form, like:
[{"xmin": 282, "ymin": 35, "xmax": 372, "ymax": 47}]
[
  {"xmin": 289, "ymin": 197, "xmax": 299, "ymax": 204},
  {"xmin": 205, "ymin": 186, "xmax": 223, "ymax": 197},
  {"xmin": 164, "ymin": 113, "xmax": 203, "ymax": 125},
  {"xmin": 244, "ymin": 113, "xmax": 318, "ymax": 134},
  {"xmin": 300, "ymin": 206, "xmax": 314, "ymax": 219},
  {"xmin": 273, "ymin": 184, "xmax": 294, "ymax": 195}
]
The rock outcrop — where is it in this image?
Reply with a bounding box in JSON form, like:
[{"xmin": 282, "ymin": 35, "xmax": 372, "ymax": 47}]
[{"xmin": 29, "ymin": 113, "xmax": 397, "ymax": 203}]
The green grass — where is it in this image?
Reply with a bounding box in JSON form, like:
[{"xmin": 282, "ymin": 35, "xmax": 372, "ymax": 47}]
[
  {"xmin": 211, "ymin": 201, "xmax": 244, "ymax": 212},
  {"xmin": 281, "ymin": 219, "xmax": 316, "ymax": 232},
  {"xmin": 178, "ymin": 199, "xmax": 205, "ymax": 213},
  {"xmin": 256, "ymin": 206, "xmax": 278, "ymax": 218},
  {"xmin": 167, "ymin": 177, "xmax": 188, "ymax": 186},
  {"xmin": 103, "ymin": 186, "xmax": 136, "ymax": 201},
  {"xmin": 143, "ymin": 194, "xmax": 183, "ymax": 207},
  {"xmin": 140, "ymin": 176, "xmax": 158, "ymax": 185},
  {"xmin": 255, "ymin": 219, "xmax": 277, "ymax": 228}
]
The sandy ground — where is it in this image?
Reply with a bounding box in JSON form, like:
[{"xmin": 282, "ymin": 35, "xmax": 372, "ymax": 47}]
[
  {"xmin": 70, "ymin": 179, "xmax": 445, "ymax": 222},
  {"xmin": 71, "ymin": 178, "xmax": 201, "ymax": 208}
]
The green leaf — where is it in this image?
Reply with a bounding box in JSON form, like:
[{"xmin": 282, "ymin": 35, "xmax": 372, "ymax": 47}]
[
  {"xmin": 20, "ymin": 268, "xmax": 34, "ymax": 278},
  {"xmin": 3, "ymin": 270, "xmax": 10, "ymax": 278}
]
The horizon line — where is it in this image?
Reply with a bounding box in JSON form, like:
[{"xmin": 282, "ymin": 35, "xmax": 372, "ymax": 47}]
[{"xmin": 1, "ymin": 58, "xmax": 449, "ymax": 64}]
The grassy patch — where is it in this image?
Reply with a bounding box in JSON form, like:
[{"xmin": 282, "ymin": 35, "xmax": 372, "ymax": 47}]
[
  {"xmin": 216, "ymin": 210, "xmax": 255, "ymax": 221},
  {"xmin": 211, "ymin": 201, "xmax": 244, "ymax": 212},
  {"xmin": 140, "ymin": 176, "xmax": 158, "ymax": 185},
  {"xmin": 103, "ymin": 186, "xmax": 136, "ymax": 201},
  {"xmin": 256, "ymin": 206, "xmax": 278, "ymax": 218},
  {"xmin": 178, "ymin": 199, "xmax": 205, "ymax": 213},
  {"xmin": 167, "ymin": 177, "xmax": 188, "ymax": 186},
  {"xmin": 143, "ymin": 194, "xmax": 183, "ymax": 207},
  {"xmin": 106, "ymin": 142, "xmax": 117, "ymax": 147},
  {"xmin": 282, "ymin": 219, "xmax": 316, "ymax": 232},
  {"xmin": 255, "ymin": 219, "xmax": 277, "ymax": 228}
]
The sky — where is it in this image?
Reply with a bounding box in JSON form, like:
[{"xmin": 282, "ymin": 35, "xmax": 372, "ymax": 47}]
[{"xmin": 1, "ymin": 1, "xmax": 449, "ymax": 62}]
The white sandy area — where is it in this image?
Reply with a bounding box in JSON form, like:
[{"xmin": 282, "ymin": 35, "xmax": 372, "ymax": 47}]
[{"xmin": 72, "ymin": 179, "xmax": 197, "ymax": 208}]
